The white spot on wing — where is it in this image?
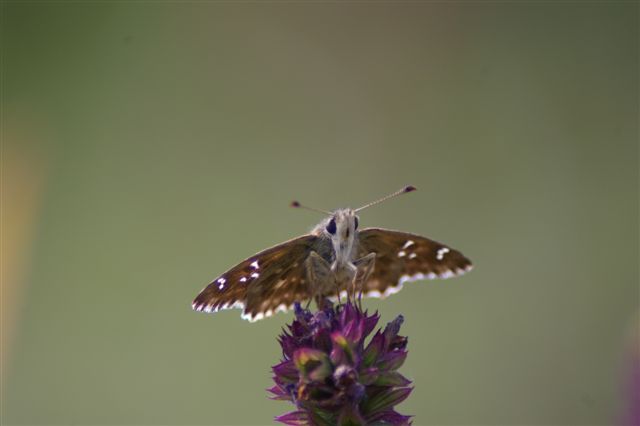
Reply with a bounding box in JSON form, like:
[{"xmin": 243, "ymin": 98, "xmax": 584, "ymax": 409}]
[
  {"xmin": 439, "ymin": 269, "xmax": 455, "ymax": 279},
  {"xmin": 400, "ymin": 273, "xmax": 426, "ymax": 285},
  {"xmin": 193, "ymin": 300, "xmax": 245, "ymax": 314},
  {"xmin": 398, "ymin": 251, "xmax": 406, "ymax": 258},
  {"xmin": 250, "ymin": 260, "xmax": 259, "ymax": 269},
  {"xmin": 275, "ymin": 303, "xmax": 289, "ymax": 314},
  {"xmin": 364, "ymin": 283, "xmax": 405, "ymax": 299},
  {"xmin": 240, "ymin": 277, "xmax": 247, "ymax": 283},
  {"xmin": 403, "ymin": 240, "xmax": 415, "ymax": 249},
  {"xmin": 250, "ymin": 272, "xmax": 260, "ymax": 279},
  {"xmin": 408, "ymin": 253, "xmax": 417, "ymax": 259},
  {"xmin": 239, "ymin": 303, "xmax": 293, "ymax": 322},
  {"xmin": 436, "ymin": 247, "xmax": 450, "ymax": 261}
]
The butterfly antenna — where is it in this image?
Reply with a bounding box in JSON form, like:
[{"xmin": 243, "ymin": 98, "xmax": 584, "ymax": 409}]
[
  {"xmin": 290, "ymin": 200, "xmax": 332, "ymax": 215},
  {"xmin": 355, "ymin": 185, "xmax": 417, "ymax": 212}
]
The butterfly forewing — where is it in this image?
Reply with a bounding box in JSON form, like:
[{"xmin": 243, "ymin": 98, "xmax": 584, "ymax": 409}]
[
  {"xmin": 192, "ymin": 235, "xmax": 318, "ymax": 321},
  {"xmin": 356, "ymin": 228, "xmax": 472, "ymax": 298}
]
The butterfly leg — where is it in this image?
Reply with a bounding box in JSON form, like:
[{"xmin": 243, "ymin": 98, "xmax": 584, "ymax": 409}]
[
  {"xmin": 305, "ymin": 251, "xmax": 334, "ymax": 309},
  {"xmin": 353, "ymin": 253, "xmax": 376, "ymax": 309}
]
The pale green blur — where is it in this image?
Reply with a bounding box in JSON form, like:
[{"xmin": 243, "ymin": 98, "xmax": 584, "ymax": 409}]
[{"xmin": 2, "ymin": 3, "xmax": 637, "ymax": 425}]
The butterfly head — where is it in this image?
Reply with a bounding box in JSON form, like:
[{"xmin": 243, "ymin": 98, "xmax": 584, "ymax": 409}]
[{"xmin": 316, "ymin": 208, "xmax": 360, "ymax": 265}]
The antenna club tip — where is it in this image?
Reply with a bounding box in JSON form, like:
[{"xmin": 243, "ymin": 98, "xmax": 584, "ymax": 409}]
[
  {"xmin": 404, "ymin": 185, "xmax": 417, "ymax": 193},
  {"xmin": 290, "ymin": 200, "xmax": 301, "ymax": 208}
]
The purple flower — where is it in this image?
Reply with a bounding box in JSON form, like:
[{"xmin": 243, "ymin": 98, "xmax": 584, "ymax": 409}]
[{"xmin": 269, "ymin": 301, "xmax": 413, "ymax": 425}]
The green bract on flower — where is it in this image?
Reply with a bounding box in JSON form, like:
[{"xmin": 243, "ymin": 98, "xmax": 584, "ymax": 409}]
[{"xmin": 269, "ymin": 302, "xmax": 413, "ymax": 425}]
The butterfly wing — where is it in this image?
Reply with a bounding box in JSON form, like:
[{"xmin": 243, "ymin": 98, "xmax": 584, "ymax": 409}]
[
  {"xmin": 356, "ymin": 228, "xmax": 472, "ymax": 298},
  {"xmin": 192, "ymin": 235, "xmax": 319, "ymax": 321}
]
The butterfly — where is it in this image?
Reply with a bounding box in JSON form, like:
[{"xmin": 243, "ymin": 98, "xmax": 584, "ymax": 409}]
[{"xmin": 192, "ymin": 186, "xmax": 472, "ymax": 321}]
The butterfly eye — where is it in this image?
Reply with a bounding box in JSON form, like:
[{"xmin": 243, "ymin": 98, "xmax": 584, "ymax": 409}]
[
  {"xmin": 326, "ymin": 218, "xmax": 337, "ymax": 235},
  {"xmin": 354, "ymin": 216, "xmax": 359, "ymax": 230}
]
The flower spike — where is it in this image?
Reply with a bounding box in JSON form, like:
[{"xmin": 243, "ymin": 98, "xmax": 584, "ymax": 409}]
[{"xmin": 270, "ymin": 301, "xmax": 413, "ymax": 425}]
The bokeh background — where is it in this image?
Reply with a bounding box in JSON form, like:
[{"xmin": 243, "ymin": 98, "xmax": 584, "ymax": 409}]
[{"xmin": 2, "ymin": 2, "xmax": 638, "ymax": 425}]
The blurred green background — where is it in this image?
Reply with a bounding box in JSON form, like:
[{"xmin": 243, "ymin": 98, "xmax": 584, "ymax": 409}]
[{"xmin": 2, "ymin": 2, "xmax": 638, "ymax": 425}]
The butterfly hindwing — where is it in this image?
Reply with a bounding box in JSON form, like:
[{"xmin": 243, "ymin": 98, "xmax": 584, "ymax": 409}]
[
  {"xmin": 356, "ymin": 228, "xmax": 472, "ymax": 298},
  {"xmin": 192, "ymin": 235, "xmax": 319, "ymax": 321}
]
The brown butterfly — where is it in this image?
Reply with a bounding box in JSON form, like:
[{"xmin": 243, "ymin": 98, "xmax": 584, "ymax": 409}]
[{"xmin": 192, "ymin": 186, "xmax": 472, "ymax": 321}]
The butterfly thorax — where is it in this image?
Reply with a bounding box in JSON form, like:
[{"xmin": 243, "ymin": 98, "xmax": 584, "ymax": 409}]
[{"xmin": 311, "ymin": 208, "xmax": 359, "ymax": 274}]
